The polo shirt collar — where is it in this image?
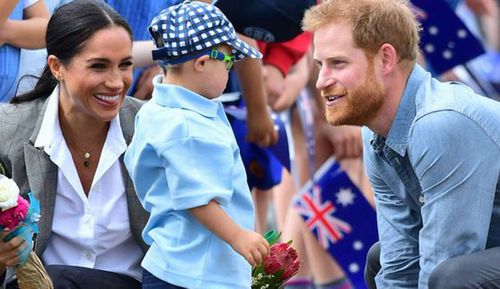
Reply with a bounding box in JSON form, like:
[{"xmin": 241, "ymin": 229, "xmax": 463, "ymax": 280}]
[{"xmin": 151, "ymin": 75, "xmax": 219, "ymax": 118}]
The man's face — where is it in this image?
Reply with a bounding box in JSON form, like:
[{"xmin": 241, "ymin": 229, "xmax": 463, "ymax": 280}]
[{"xmin": 313, "ymin": 21, "xmax": 385, "ymax": 127}]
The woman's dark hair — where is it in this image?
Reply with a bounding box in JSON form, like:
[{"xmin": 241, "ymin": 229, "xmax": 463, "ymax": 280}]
[{"xmin": 11, "ymin": 0, "xmax": 133, "ymax": 104}]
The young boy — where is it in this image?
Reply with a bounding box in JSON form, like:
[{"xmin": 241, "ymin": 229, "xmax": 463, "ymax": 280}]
[{"xmin": 124, "ymin": 2, "xmax": 270, "ymax": 289}]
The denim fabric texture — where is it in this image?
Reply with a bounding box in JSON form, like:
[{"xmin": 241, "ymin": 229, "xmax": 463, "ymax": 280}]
[{"xmin": 362, "ymin": 65, "xmax": 500, "ymax": 288}]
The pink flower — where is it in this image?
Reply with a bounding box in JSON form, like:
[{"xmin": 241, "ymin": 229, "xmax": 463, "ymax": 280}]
[
  {"xmin": 263, "ymin": 242, "xmax": 300, "ymax": 282},
  {"xmin": 252, "ymin": 231, "xmax": 300, "ymax": 289},
  {"xmin": 0, "ymin": 196, "xmax": 29, "ymax": 231}
]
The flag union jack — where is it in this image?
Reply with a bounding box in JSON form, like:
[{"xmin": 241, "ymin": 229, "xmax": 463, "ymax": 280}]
[
  {"xmin": 293, "ymin": 157, "xmax": 378, "ymax": 289},
  {"xmin": 296, "ymin": 185, "xmax": 352, "ymax": 248}
]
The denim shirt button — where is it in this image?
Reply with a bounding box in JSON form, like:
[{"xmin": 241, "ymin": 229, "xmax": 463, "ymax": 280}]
[{"xmin": 419, "ymin": 195, "xmax": 425, "ymax": 203}]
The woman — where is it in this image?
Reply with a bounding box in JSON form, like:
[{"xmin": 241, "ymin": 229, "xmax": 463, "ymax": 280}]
[{"xmin": 0, "ymin": 1, "xmax": 147, "ymax": 288}]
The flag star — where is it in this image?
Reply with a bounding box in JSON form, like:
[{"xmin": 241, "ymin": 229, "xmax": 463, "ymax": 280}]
[
  {"xmin": 442, "ymin": 50, "xmax": 453, "ymax": 59},
  {"xmin": 425, "ymin": 44, "xmax": 435, "ymax": 53},
  {"xmin": 336, "ymin": 188, "xmax": 355, "ymax": 207},
  {"xmin": 457, "ymin": 29, "xmax": 467, "ymax": 38},
  {"xmin": 353, "ymin": 240, "xmax": 364, "ymax": 251},
  {"xmin": 428, "ymin": 26, "xmax": 439, "ymax": 35},
  {"xmin": 349, "ymin": 263, "xmax": 360, "ymax": 273}
]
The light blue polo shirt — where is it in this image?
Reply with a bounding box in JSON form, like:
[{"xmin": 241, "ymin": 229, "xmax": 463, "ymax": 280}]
[{"xmin": 124, "ymin": 75, "xmax": 254, "ymax": 289}]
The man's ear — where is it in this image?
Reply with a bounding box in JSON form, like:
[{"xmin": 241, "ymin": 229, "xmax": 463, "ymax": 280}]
[
  {"xmin": 47, "ymin": 55, "xmax": 64, "ymax": 81},
  {"xmin": 193, "ymin": 55, "xmax": 210, "ymax": 72},
  {"xmin": 378, "ymin": 43, "xmax": 397, "ymax": 76}
]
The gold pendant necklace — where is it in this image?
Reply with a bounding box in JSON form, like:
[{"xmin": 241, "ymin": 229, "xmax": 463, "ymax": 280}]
[
  {"xmin": 84, "ymin": 152, "xmax": 91, "ymax": 167},
  {"xmin": 64, "ymin": 135, "xmax": 101, "ymax": 168},
  {"xmin": 59, "ymin": 120, "xmax": 107, "ymax": 169}
]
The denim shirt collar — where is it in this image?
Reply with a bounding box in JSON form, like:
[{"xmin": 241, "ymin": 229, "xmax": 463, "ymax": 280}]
[
  {"xmin": 151, "ymin": 75, "xmax": 220, "ymax": 118},
  {"xmin": 371, "ymin": 64, "xmax": 429, "ymax": 156}
]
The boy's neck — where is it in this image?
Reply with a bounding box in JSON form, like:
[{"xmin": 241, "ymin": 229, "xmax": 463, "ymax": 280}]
[{"xmin": 162, "ymin": 71, "xmax": 209, "ymax": 99}]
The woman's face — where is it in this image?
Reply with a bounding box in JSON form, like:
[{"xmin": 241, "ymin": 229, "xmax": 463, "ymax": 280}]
[{"xmin": 56, "ymin": 26, "xmax": 133, "ymax": 123}]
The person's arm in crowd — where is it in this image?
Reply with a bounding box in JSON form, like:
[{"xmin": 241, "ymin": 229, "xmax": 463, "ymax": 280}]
[
  {"xmin": 132, "ymin": 40, "xmax": 156, "ymax": 68},
  {"xmin": 0, "ymin": 0, "xmax": 19, "ymax": 24},
  {"xmin": 0, "ymin": 0, "xmax": 20, "ymax": 47},
  {"xmin": 465, "ymin": 0, "xmax": 499, "ymax": 50},
  {"xmin": 131, "ymin": 40, "xmax": 161, "ymax": 100},
  {"xmin": 465, "ymin": 0, "xmax": 496, "ymax": 15},
  {"xmin": 234, "ymin": 34, "xmax": 278, "ymax": 147},
  {"xmin": 268, "ymin": 49, "xmax": 312, "ymax": 112},
  {"xmin": 259, "ymin": 32, "xmax": 312, "ymax": 111},
  {"xmin": 0, "ymin": 0, "xmax": 49, "ymax": 49}
]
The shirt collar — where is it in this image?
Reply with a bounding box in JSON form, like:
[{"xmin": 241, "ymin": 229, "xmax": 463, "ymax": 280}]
[
  {"xmin": 34, "ymin": 86, "xmax": 61, "ymax": 150},
  {"xmin": 374, "ymin": 64, "xmax": 430, "ymax": 156},
  {"xmin": 151, "ymin": 74, "xmax": 220, "ymax": 118}
]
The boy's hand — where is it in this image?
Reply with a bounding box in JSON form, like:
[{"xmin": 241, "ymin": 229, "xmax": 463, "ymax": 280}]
[{"xmin": 231, "ymin": 230, "xmax": 270, "ymax": 267}]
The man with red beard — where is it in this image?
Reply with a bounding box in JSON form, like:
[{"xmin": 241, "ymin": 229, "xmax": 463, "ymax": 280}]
[{"xmin": 303, "ymin": 0, "xmax": 500, "ymax": 288}]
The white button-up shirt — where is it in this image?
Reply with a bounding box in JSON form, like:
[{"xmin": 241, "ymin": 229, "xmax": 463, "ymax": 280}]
[{"xmin": 34, "ymin": 87, "xmax": 143, "ymax": 280}]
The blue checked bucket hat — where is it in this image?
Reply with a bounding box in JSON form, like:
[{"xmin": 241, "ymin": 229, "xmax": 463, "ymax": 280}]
[{"xmin": 149, "ymin": 1, "xmax": 262, "ymax": 66}]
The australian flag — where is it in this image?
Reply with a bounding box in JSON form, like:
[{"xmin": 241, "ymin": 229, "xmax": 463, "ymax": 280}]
[
  {"xmin": 410, "ymin": 0, "xmax": 485, "ymax": 75},
  {"xmin": 294, "ymin": 157, "xmax": 378, "ymax": 289}
]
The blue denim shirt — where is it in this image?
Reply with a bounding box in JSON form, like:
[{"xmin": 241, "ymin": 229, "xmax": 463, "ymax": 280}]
[{"xmin": 362, "ymin": 65, "xmax": 500, "ymax": 288}]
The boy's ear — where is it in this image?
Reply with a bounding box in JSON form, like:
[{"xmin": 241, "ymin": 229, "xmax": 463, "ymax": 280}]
[{"xmin": 193, "ymin": 55, "xmax": 210, "ymax": 72}]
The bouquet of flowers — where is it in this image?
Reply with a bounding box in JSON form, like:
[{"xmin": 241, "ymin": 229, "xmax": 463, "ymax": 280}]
[
  {"xmin": 0, "ymin": 175, "xmax": 53, "ymax": 289},
  {"xmin": 252, "ymin": 230, "xmax": 300, "ymax": 289}
]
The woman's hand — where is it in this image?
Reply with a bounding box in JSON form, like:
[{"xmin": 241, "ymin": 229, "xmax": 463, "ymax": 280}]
[{"xmin": 0, "ymin": 230, "xmax": 27, "ymax": 270}]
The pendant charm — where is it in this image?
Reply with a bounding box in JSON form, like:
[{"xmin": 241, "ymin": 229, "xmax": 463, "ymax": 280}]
[{"xmin": 83, "ymin": 152, "xmax": 90, "ymax": 167}]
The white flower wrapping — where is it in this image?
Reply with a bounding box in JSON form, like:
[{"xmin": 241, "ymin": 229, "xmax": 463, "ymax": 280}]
[{"xmin": 0, "ymin": 175, "xmax": 20, "ymax": 210}]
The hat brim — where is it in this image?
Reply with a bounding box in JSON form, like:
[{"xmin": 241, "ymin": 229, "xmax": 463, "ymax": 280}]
[{"xmin": 227, "ymin": 38, "xmax": 263, "ymax": 61}]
